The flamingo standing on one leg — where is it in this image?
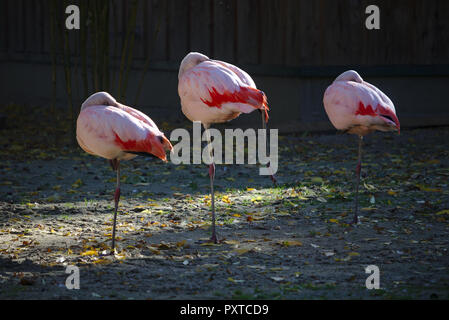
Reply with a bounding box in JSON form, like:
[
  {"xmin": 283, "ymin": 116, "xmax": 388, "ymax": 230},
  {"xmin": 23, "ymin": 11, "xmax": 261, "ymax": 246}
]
[
  {"xmin": 178, "ymin": 52, "xmax": 273, "ymax": 243},
  {"xmin": 76, "ymin": 92, "xmax": 173, "ymax": 252},
  {"xmin": 323, "ymin": 70, "xmax": 400, "ymax": 224}
]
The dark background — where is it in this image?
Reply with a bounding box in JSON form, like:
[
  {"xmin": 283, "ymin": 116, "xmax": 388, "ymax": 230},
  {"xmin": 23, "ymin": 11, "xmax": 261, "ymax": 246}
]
[{"xmin": 1, "ymin": 0, "xmax": 449, "ymax": 132}]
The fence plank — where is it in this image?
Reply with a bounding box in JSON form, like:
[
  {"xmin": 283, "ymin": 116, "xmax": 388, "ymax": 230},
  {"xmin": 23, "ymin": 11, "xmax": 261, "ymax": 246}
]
[
  {"xmin": 212, "ymin": 0, "xmax": 236, "ymax": 62},
  {"xmin": 0, "ymin": 1, "xmax": 8, "ymax": 52},
  {"xmin": 134, "ymin": 0, "xmax": 145, "ymax": 60},
  {"xmin": 190, "ymin": 0, "xmax": 212, "ymax": 56},
  {"xmin": 260, "ymin": 0, "xmax": 283, "ymax": 65},
  {"xmin": 14, "ymin": 0, "xmax": 25, "ymax": 52},
  {"xmin": 149, "ymin": 0, "xmax": 167, "ymax": 61},
  {"xmin": 167, "ymin": 0, "xmax": 189, "ymax": 63},
  {"xmin": 2, "ymin": 0, "xmax": 449, "ymax": 67},
  {"xmin": 284, "ymin": 0, "xmax": 301, "ymax": 66}
]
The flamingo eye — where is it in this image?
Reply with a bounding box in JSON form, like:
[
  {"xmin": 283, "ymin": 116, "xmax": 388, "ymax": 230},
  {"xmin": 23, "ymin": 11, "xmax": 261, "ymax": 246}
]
[{"xmin": 158, "ymin": 136, "xmax": 164, "ymax": 144}]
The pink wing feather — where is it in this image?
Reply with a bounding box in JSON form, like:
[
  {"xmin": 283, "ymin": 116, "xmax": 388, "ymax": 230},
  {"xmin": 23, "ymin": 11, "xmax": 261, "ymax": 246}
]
[
  {"xmin": 76, "ymin": 95, "xmax": 172, "ymax": 161},
  {"xmin": 323, "ymin": 72, "xmax": 400, "ymax": 134},
  {"xmin": 179, "ymin": 60, "xmax": 269, "ymax": 124}
]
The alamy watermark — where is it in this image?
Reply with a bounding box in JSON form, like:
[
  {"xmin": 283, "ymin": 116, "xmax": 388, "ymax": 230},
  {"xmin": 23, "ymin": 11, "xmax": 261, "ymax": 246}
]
[
  {"xmin": 65, "ymin": 4, "xmax": 382, "ymax": 32},
  {"xmin": 169, "ymin": 122, "xmax": 279, "ymax": 176},
  {"xmin": 365, "ymin": 265, "xmax": 380, "ymax": 290},
  {"xmin": 65, "ymin": 5, "xmax": 80, "ymax": 30},
  {"xmin": 365, "ymin": 5, "xmax": 380, "ymax": 30},
  {"xmin": 65, "ymin": 265, "xmax": 80, "ymax": 290}
]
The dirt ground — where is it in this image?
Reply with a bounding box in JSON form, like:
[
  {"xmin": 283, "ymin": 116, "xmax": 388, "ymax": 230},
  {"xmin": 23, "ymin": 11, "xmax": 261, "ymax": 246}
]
[{"xmin": 0, "ymin": 105, "xmax": 448, "ymax": 299}]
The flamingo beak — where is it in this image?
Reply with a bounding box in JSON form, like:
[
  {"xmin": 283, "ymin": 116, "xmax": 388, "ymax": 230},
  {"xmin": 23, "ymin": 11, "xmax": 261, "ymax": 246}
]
[
  {"xmin": 377, "ymin": 106, "xmax": 400, "ymax": 135},
  {"xmin": 161, "ymin": 135, "xmax": 174, "ymax": 153},
  {"xmin": 151, "ymin": 135, "xmax": 173, "ymax": 162}
]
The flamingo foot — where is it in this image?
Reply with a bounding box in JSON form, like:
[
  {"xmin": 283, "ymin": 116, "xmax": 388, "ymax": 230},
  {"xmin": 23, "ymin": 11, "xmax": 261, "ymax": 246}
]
[{"xmin": 210, "ymin": 233, "xmax": 219, "ymax": 244}]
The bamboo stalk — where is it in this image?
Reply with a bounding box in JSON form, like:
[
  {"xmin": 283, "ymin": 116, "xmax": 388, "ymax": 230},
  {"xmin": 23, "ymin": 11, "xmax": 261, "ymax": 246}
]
[
  {"xmin": 111, "ymin": 0, "xmax": 119, "ymax": 95},
  {"xmin": 49, "ymin": 0, "xmax": 58, "ymax": 146},
  {"xmin": 121, "ymin": 0, "xmax": 138, "ymax": 101},
  {"xmin": 80, "ymin": 0, "xmax": 89, "ymax": 97},
  {"xmin": 92, "ymin": 0, "xmax": 99, "ymax": 92},
  {"xmin": 72, "ymin": 2, "xmax": 81, "ymax": 110},
  {"xmin": 102, "ymin": 1, "xmax": 110, "ymax": 92},
  {"xmin": 57, "ymin": 0, "xmax": 75, "ymax": 146},
  {"xmin": 117, "ymin": 0, "xmax": 138, "ymax": 101}
]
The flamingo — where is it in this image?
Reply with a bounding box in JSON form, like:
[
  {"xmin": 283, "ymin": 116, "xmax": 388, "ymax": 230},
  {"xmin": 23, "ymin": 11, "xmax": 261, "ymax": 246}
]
[
  {"xmin": 323, "ymin": 70, "xmax": 400, "ymax": 224},
  {"xmin": 76, "ymin": 92, "xmax": 173, "ymax": 252},
  {"xmin": 178, "ymin": 52, "xmax": 273, "ymax": 243}
]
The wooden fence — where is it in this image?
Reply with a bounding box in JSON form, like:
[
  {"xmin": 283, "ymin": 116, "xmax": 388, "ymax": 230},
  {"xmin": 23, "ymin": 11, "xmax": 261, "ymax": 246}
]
[{"xmin": 1, "ymin": 0, "xmax": 448, "ymax": 68}]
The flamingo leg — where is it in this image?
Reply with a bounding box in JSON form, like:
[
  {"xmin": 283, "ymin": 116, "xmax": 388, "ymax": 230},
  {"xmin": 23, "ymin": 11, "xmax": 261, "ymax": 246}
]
[
  {"xmin": 261, "ymin": 109, "xmax": 277, "ymax": 185},
  {"xmin": 209, "ymin": 163, "xmax": 217, "ymax": 243},
  {"xmin": 204, "ymin": 125, "xmax": 218, "ymax": 243},
  {"xmin": 353, "ymin": 135, "xmax": 363, "ymax": 224},
  {"xmin": 111, "ymin": 160, "xmax": 120, "ymax": 252}
]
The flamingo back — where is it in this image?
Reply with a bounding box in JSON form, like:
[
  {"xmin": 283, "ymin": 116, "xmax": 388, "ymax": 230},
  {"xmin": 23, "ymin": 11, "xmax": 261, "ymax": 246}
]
[
  {"xmin": 179, "ymin": 57, "xmax": 268, "ymax": 125},
  {"xmin": 77, "ymin": 99, "xmax": 172, "ymax": 161},
  {"xmin": 323, "ymin": 71, "xmax": 400, "ymax": 135}
]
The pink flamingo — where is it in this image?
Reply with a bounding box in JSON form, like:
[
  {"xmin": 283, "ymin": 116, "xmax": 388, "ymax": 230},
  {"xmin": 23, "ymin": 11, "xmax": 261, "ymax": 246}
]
[
  {"xmin": 76, "ymin": 92, "xmax": 173, "ymax": 252},
  {"xmin": 323, "ymin": 70, "xmax": 400, "ymax": 224},
  {"xmin": 178, "ymin": 52, "xmax": 272, "ymax": 243}
]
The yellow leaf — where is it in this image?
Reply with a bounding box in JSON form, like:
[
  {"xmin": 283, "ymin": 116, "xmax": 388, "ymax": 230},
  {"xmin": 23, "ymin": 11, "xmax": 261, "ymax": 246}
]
[
  {"xmin": 436, "ymin": 210, "xmax": 449, "ymax": 215},
  {"xmin": 149, "ymin": 247, "xmax": 161, "ymax": 254},
  {"xmin": 270, "ymin": 267, "xmax": 283, "ymax": 271},
  {"xmin": 416, "ymin": 184, "xmax": 441, "ymax": 192},
  {"xmin": 328, "ymin": 219, "xmax": 339, "ymax": 224},
  {"xmin": 224, "ymin": 240, "xmax": 239, "ymax": 245},
  {"xmin": 176, "ymin": 240, "xmax": 187, "ymax": 247},
  {"xmin": 72, "ymin": 179, "xmax": 83, "ymax": 188},
  {"xmin": 279, "ymin": 240, "xmax": 302, "ymax": 247},
  {"xmin": 348, "ymin": 252, "xmax": 360, "ymax": 256},
  {"xmin": 221, "ymin": 195, "xmax": 232, "ymax": 204},
  {"xmin": 115, "ymin": 253, "xmax": 126, "ymax": 260},
  {"xmin": 81, "ymin": 250, "xmax": 98, "ymax": 256},
  {"xmin": 233, "ymin": 248, "xmax": 251, "ymax": 255}
]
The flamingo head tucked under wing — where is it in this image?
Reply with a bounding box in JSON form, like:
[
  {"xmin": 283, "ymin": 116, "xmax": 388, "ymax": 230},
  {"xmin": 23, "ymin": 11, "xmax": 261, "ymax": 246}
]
[
  {"xmin": 150, "ymin": 134, "xmax": 173, "ymax": 162},
  {"xmin": 118, "ymin": 131, "xmax": 173, "ymax": 163},
  {"xmin": 376, "ymin": 104, "xmax": 401, "ymax": 134}
]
